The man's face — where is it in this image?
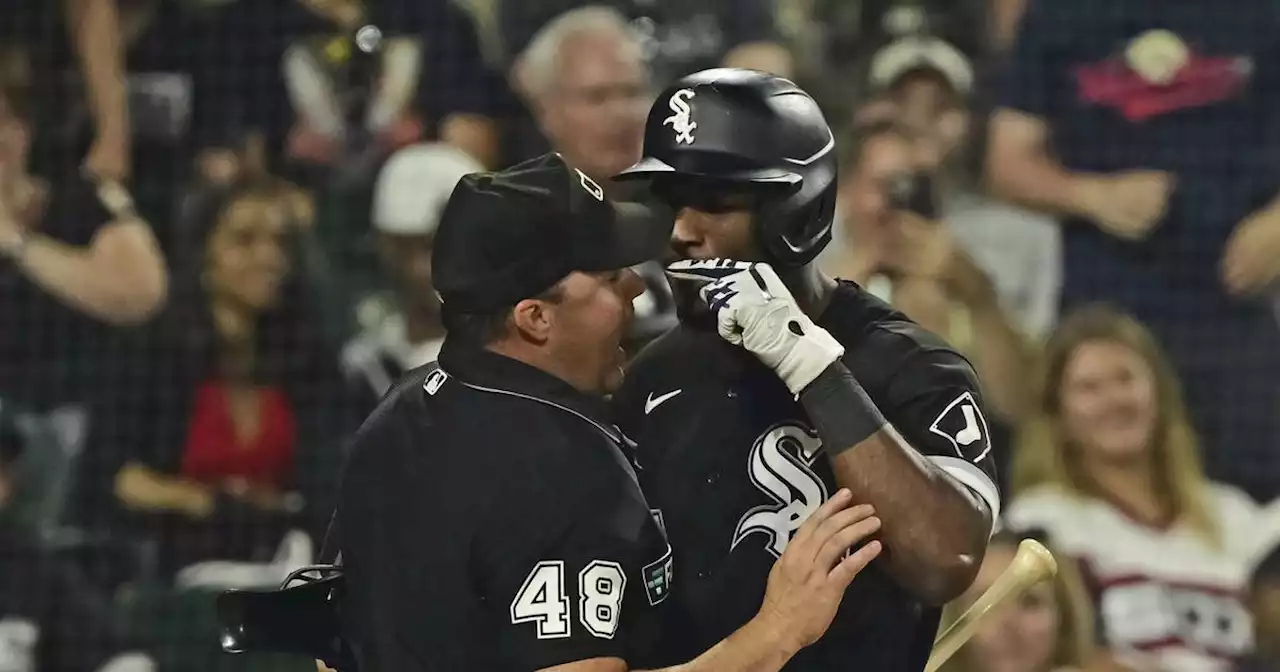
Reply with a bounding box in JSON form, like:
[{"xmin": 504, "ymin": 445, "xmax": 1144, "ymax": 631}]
[
  {"xmin": 660, "ymin": 183, "xmax": 768, "ymax": 261},
  {"xmin": 378, "ymin": 231, "xmax": 439, "ymax": 315},
  {"xmin": 539, "ymin": 33, "xmax": 648, "ymax": 181},
  {"xmin": 838, "ymin": 133, "xmax": 913, "ymax": 245},
  {"xmin": 545, "ymin": 269, "xmax": 645, "ymax": 395},
  {"xmin": 890, "ymin": 71, "xmax": 957, "ymax": 135}
]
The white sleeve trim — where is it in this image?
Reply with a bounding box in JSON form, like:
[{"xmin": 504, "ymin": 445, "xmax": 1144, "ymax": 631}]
[{"xmin": 929, "ymin": 455, "xmax": 1001, "ymax": 534}]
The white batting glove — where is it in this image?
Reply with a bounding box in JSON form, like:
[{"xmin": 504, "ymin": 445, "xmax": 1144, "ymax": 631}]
[{"xmin": 666, "ymin": 259, "xmax": 845, "ymax": 395}]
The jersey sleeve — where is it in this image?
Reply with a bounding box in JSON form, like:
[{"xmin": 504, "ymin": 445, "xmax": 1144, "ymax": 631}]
[
  {"xmin": 881, "ymin": 349, "xmax": 1001, "ymax": 523},
  {"xmin": 472, "ymin": 467, "xmax": 645, "ymax": 669}
]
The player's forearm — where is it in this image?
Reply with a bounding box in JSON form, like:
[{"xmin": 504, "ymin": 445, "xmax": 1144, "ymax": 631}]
[
  {"xmin": 66, "ymin": 0, "xmax": 129, "ymax": 142},
  {"xmin": 646, "ymin": 613, "xmax": 799, "ymax": 672},
  {"xmin": 799, "ymin": 364, "xmax": 989, "ymax": 604}
]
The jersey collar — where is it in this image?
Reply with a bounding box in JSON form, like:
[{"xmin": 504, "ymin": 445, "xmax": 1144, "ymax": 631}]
[{"xmin": 437, "ymin": 339, "xmax": 624, "ymax": 443}]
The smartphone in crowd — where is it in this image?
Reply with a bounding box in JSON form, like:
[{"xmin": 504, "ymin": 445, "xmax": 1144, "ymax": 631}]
[{"xmin": 887, "ymin": 172, "xmax": 939, "ymax": 220}]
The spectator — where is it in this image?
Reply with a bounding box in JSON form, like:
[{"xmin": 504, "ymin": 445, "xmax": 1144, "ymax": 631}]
[
  {"xmin": 824, "ymin": 121, "xmax": 1035, "ymax": 426},
  {"xmin": 341, "ymin": 143, "xmax": 479, "ymax": 397},
  {"xmin": 987, "ymin": 0, "xmax": 1280, "ymax": 498},
  {"xmin": 514, "ymin": 6, "xmax": 677, "ymax": 348},
  {"xmin": 860, "ymin": 36, "xmax": 1062, "ymax": 338},
  {"xmin": 1243, "ymin": 506, "xmax": 1280, "ymax": 671},
  {"xmin": 197, "ymin": 0, "xmax": 505, "ymax": 185},
  {"xmin": 863, "ymin": 36, "xmax": 975, "ymax": 146},
  {"xmin": 0, "ymin": 403, "xmax": 159, "ymax": 672},
  {"xmin": 106, "ymin": 183, "xmax": 364, "ymax": 580},
  {"xmin": 0, "ymin": 45, "xmax": 166, "ymax": 330},
  {"xmin": 0, "ymin": 0, "xmax": 130, "ymax": 182},
  {"xmin": 514, "ymin": 6, "xmax": 648, "ymax": 190},
  {"xmin": 503, "ymin": 0, "xmax": 792, "ymax": 88},
  {"xmin": 940, "ymin": 529, "xmax": 1097, "ymax": 672},
  {"xmin": 0, "ymin": 44, "xmax": 167, "ymax": 538},
  {"xmin": 1007, "ymin": 305, "xmax": 1261, "ymax": 671}
]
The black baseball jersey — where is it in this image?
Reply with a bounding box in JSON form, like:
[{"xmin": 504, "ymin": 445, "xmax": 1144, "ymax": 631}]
[
  {"xmin": 613, "ymin": 281, "xmax": 1001, "ymax": 671},
  {"xmin": 337, "ymin": 342, "xmax": 673, "ymax": 671}
]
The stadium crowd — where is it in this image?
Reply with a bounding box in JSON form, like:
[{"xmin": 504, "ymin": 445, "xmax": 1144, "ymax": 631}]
[{"xmin": 0, "ymin": 0, "xmax": 1278, "ymax": 670}]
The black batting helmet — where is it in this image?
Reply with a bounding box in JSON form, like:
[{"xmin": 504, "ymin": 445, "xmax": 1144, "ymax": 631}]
[{"xmin": 615, "ymin": 68, "xmax": 837, "ymax": 267}]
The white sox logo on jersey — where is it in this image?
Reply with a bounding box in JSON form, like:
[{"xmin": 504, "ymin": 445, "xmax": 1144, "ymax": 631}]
[
  {"xmin": 929, "ymin": 391, "xmax": 991, "ymax": 462},
  {"xmin": 663, "ymin": 89, "xmax": 697, "ymax": 145},
  {"xmin": 732, "ymin": 423, "xmax": 828, "ymax": 557}
]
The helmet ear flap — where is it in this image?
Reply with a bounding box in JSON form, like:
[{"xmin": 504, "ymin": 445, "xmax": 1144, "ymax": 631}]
[{"xmin": 755, "ymin": 183, "xmax": 837, "ymax": 267}]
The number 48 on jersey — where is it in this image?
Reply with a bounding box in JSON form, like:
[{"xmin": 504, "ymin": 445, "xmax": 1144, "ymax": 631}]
[{"xmin": 511, "ymin": 560, "xmax": 627, "ymax": 640}]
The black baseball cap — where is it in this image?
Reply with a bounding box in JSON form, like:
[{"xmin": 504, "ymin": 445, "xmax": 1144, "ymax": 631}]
[{"xmin": 432, "ymin": 152, "xmax": 671, "ymax": 313}]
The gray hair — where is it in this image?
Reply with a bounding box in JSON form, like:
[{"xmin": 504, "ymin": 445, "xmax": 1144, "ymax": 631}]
[{"xmin": 516, "ymin": 6, "xmax": 644, "ymax": 99}]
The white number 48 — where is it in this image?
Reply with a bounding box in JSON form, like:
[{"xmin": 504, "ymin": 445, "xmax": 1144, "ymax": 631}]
[{"xmin": 511, "ymin": 560, "xmax": 626, "ymax": 640}]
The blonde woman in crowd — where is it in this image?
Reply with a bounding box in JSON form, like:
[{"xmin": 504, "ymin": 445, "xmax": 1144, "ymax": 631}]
[
  {"xmin": 939, "ymin": 529, "xmax": 1098, "ymax": 672},
  {"xmin": 1007, "ymin": 305, "xmax": 1263, "ymax": 671}
]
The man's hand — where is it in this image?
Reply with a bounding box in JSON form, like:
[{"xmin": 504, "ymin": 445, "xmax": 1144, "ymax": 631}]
[
  {"xmin": 1221, "ymin": 206, "xmax": 1280, "ymax": 295},
  {"xmin": 1073, "ymin": 170, "xmax": 1174, "ymax": 240},
  {"xmin": 666, "ymin": 259, "xmax": 844, "ymax": 395},
  {"xmin": 756, "ymin": 489, "xmax": 882, "ymax": 651}
]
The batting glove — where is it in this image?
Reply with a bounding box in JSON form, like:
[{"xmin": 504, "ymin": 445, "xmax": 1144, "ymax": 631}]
[{"xmin": 666, "ymin": 259, "xmax": 845, "ymax": 395}]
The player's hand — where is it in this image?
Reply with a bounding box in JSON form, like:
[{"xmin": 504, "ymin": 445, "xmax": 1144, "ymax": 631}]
[
  {"xmin": 756, "ymin": 489, "xmax": 882, "ymax": 651},
  {"xmin": 1074, "ymin": 170, "xmax": 1174, "ymax": 241},
  {"xmin": 666, "ymin": 259, "xmax": 845, "ymax": 395}
]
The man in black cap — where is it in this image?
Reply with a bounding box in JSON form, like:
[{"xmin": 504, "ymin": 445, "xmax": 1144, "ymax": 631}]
[{"xmin": 328, "ymin": 153, "xmax": 884, "ymax": 671}]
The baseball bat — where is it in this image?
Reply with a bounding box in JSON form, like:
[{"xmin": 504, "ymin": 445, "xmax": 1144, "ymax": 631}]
[{"xmin": 923, "ymin": 539, "xmax": 1059, "ymax": 672}]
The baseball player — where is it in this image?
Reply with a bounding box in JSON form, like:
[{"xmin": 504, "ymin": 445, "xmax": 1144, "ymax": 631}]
[{"xmin": 611, "ymin": 69, "xmax": 1001, "ymax": 670}]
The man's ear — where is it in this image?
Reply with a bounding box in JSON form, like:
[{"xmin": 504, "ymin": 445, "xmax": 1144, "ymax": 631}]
[{"xmin": 510, "ymin": 297, "xmax": 554, "ymax": 343}]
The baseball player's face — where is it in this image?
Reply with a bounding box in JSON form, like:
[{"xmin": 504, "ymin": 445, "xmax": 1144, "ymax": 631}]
[
  {"xmin": 665, "ymin": 188, "xmax": 765, "ymax": 261},
  {"xmin": 1058, "ymin": 339, "xmax": 1159, "ymax": 464},
  {"xmin": 962, "ymin": 543, "xmax": 1060, "ymax": 672},
  {"xmin": 545, "ymin": 268, "xmax": 645, "ymax": 394}
]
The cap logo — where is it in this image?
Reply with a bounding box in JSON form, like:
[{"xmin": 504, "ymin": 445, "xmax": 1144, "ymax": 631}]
[
  {"xmin": 576, "ymin": 168, "xmax": 605, "ymax": 201},
  {"xmin": 663, "ymin": 89, "xmax": 697, "ymax": 145}
]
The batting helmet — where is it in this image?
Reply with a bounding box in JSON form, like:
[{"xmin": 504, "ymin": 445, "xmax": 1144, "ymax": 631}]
[{"xmin": 615, "ymin": 68, "xmax": 838, "ymax": 267}]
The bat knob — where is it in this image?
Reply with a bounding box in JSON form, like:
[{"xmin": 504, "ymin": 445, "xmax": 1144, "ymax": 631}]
[{"xmin": 1012, "ymin": 539, "xmax": 1058, "ymax": 583}]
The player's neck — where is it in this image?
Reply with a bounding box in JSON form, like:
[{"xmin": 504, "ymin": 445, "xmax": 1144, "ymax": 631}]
[{"xmin": 779, "ymin": 264, "xmax": 838, "ymax": 318}]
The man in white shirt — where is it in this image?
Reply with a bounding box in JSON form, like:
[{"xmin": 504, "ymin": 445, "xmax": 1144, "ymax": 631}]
[{"xmin": 341, "ymin": 143, "xmax": 480, "ymax": 397}]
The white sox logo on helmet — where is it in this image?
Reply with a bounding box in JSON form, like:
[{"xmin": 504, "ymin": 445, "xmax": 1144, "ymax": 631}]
[{"xmin": 663, "ymin": 89, "xmax": 697, "ymax": 145}]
